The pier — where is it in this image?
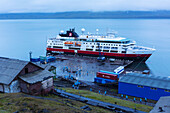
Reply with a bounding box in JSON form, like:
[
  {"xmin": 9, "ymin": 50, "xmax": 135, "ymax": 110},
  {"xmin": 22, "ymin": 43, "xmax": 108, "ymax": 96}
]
[{"xmin": 48, "ymin": 55, "xmax": 134, "ymax": 82}]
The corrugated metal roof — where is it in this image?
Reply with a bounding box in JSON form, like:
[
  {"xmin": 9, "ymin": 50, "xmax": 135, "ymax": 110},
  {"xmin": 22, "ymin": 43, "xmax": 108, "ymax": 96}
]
[
  {"xmin": 119, "ymin": 73, "xmax": 170, "ymax": 90},
  {"xmin": 19, "ymin": 70, "xmax": 54, "ymax": 84},
  {"xmin": 0, "ymin": 57, "xmax": 29, "ymax": 85},
  {"xmin": 150, "ymin": 96, "xmax": 170, "ymax": 113}
]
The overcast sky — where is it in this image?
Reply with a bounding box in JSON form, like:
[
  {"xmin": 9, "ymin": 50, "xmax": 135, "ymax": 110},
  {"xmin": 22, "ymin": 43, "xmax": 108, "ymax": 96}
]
[{"xmin": 0, "ymin": 0, "xmax": 170, "ymax": 13}]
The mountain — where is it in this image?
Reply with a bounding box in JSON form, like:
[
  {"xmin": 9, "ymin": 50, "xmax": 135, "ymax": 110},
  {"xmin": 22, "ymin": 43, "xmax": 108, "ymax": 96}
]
[{"xmin": 0, "ymin": 11, "xmax": 170, "ymax": 19}]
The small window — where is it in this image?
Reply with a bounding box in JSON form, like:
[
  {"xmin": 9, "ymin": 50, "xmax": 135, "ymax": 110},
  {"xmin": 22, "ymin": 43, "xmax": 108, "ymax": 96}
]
[
  {"xmin": 165, "ymin": 90, "xmax": 170, "ymax": 92},
  {"xmin": 151, "ymin": 87, "xmax": 157, "ymax": 90},
  {"xmin": 137, "ymin": 85, "xmax": 144, "ymax": 88},
  {"xmin": 25, "ymin": 68, "xmax": 28, "ymax": 74}
]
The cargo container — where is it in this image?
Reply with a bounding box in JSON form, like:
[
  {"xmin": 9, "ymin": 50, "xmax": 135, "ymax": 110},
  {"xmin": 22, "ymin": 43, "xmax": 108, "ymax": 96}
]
[
  {"xmin": 46, "ymin": 56, "xmax": 56, "ymax": 63},
  {"xmin": 94, "ymin": 77, "xmax": 117, "ymax": 84},
  {"xmin": 40, "ymin": 56, "xmax": 56, "ymax": 64},
  {"xmin": 114, "ymin": 66, "xmax": 124, "ymax": 74},
  {"xmin": 30, "ymin": 58, "xmax": 40, "ymax": 62},
  {"xmin": 99, "ymin": 70, "xmax": 119, "ymax": 75},
  {"xmin": 96, "ymin": 72, "xmax": 118, "ymax": 80}
]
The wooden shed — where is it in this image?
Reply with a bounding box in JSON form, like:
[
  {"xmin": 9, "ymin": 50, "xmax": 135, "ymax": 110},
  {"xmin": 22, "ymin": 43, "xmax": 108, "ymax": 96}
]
[
  {"xmin": 19, "ymin": 70, "xmax": 54, "ymax": 95},
  {"xmin": 0, "ymin": 57, "xmax": 54, "ymax": 95}
]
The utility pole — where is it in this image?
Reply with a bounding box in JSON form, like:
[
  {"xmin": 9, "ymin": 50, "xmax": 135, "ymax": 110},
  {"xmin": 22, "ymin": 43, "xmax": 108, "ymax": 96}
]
[{"xmin": 29, "ymin": 51, "xmax": 32, "ymax": 61}]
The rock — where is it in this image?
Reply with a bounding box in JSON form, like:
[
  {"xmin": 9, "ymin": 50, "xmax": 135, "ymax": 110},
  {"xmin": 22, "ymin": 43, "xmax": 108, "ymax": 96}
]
[
  {"xmin": 38, "ymin": 109, "xmax": 49, "ymax": 113},
  {"xmin": 7, "ymin": 103, "xmax": 11, "ymax": 105},
  {"xmin": 22, "ymin": 103, "xmax": 27, "ymax": 106},
  {"xmin": 80, "ymin": 105, "xmax": 92, "ymax": 111},
  {"xmin": 20, "ymin": 108, "xmax": 28, "ymax": 112}
]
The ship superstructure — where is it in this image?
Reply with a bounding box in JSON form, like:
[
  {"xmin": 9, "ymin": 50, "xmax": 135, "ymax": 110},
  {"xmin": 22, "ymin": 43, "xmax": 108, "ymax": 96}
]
[{"xmin": 46, "ymin": 28, "xmax": 155, "ymax": 62}]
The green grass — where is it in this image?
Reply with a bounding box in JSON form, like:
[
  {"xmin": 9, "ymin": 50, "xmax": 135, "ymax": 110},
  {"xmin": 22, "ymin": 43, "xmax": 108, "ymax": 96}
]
[
  {"xmin": 60, "ymin": 87, "xmax": 153, "ymax": 112},
  {"xmin": 0, "ymin": 93, "xmax": 114, "ymax": 113}
]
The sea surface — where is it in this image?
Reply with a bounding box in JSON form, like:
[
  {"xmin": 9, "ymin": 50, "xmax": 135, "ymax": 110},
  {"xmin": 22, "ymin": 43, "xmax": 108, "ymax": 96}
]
[{"xmin": 0, "ymin": 19, "xmax": 170, "ymax": 77}]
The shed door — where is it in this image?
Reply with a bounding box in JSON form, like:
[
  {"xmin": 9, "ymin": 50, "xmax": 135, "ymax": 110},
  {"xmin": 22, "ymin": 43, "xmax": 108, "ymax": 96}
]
[
  {"xmin": 10, "ymin": 80, "xmax": 21, "ymax": 93},
  {"xmin": 0, "ymin": 84, "xmax": 3, "ymax": 92}
]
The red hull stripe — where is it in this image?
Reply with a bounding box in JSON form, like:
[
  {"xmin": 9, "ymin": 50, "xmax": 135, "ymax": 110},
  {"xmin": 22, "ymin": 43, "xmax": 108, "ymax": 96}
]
[
  {"xmin": 47, "ymin": 48, "xmax": 151, "ymax": 58},
  {"xmin": 47, "ymin": 48, "xmax": 74, "ymax": 53},
  {"xmin": 78, "ymin": 50, "xmax": 151, "ymax": 58}
]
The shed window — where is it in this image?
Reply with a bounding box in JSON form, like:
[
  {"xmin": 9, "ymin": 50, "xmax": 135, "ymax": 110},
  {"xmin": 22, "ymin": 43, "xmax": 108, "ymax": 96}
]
[
  {"xmin": 25, "ymin": 68, "xmax": 28, "ymax": 74},
  {"xmin": 150, "ymin": 87, "xmax": 157, "ymax": 90},
  {"xmin": 137, "ymin": 85, "xmax": 144, "ymax": 88},
  {"xmin": 165, "ymin": 90, "xmax": 170, "ymax": 92}
]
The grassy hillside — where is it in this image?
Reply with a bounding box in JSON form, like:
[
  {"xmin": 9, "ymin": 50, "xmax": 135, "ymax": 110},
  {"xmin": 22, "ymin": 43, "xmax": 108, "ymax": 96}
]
[
  {"xmin": 60, "ymin": 88, "xmax": 153, "ymax": 112},
  {"xmin": 0, "ymin": 93, "xmax": 113, "ymax": 113}
]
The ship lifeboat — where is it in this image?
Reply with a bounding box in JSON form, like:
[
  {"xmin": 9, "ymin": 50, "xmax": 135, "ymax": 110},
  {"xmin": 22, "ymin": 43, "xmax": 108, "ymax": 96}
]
[
  {"xmin": 75, "ymin": 42, "xmax": 81, "ymax": 46},
  {"xmin": 64, "ymin": 41, "xmax": 73, "ymax": 45}
]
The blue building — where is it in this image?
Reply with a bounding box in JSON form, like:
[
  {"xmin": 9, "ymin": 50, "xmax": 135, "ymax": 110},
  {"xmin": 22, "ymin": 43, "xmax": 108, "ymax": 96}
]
[{"xmin": 118, "ymin": 73, "xmax": 170, "ymax": 100}]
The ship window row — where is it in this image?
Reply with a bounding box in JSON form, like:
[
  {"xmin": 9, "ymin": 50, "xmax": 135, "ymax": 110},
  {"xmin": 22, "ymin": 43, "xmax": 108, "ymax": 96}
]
[
  {"xmin": 53, "ymin": 46, "xmax": 63, "ymax": 48},
  {"xmin": 53, "ymin": 43, "xmax": 63, "ymax": 45},
  {"xmin": 96, "ymin": 40, "xmax": 130, "ymax": 44},
  {"xmin": 49, "ymin": 43, "xmax": 63, "ymax": 46},
  {"xmin": 93, "ymin": 46, "xmax": 118, "ymax": 49},
  {"xmin": 83, "ymin": 42, "xmax": 120, "ymax": 47},
  {"xmin": 85, "ymin": 49, "xmax": 118, "ymax": 53}
]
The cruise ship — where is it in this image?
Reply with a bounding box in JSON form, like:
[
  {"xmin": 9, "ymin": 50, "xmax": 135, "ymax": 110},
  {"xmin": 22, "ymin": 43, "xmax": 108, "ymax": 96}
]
[{"xmin": 46, "ymin": 28, "xmax": 155, "ymax": 62}]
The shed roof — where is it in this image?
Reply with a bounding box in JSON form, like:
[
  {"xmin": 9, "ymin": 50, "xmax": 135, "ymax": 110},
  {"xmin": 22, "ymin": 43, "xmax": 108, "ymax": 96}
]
[
  {"xmin": 19, "ymin": 70, "xmax": 54, "ymax": 84},
  {"xmin": 119, "ymin": 73, "xmax": 170, "ymax": 90},
  {"xmin": 150, "ymin": 96, "xmax": 170, "ymax": 113},
  {"xmin": 0, "ymin": 57, "xmax": 29, "ymax": 85}
]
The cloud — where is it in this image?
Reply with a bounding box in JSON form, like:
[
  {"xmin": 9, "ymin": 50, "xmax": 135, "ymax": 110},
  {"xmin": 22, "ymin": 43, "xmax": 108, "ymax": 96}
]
[{"xmin": 0, "ymin": 0, "xmax": 170, "ymax": 13}]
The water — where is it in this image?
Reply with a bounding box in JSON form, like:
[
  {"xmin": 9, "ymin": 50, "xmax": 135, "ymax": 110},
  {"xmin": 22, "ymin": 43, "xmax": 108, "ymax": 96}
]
[{"xmin": 0, "ymin": 19, "xmax": 170, "ymax": 77}]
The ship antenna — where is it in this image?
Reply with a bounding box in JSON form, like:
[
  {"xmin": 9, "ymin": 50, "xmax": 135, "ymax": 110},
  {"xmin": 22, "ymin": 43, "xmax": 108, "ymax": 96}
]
[
  {"xmin": 81, "ymin": 28, "xmax": 85, "ymax": 35},
  {"xmin": 96, "ymin": 29, "xmax": 99, "ymax": 35}
]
